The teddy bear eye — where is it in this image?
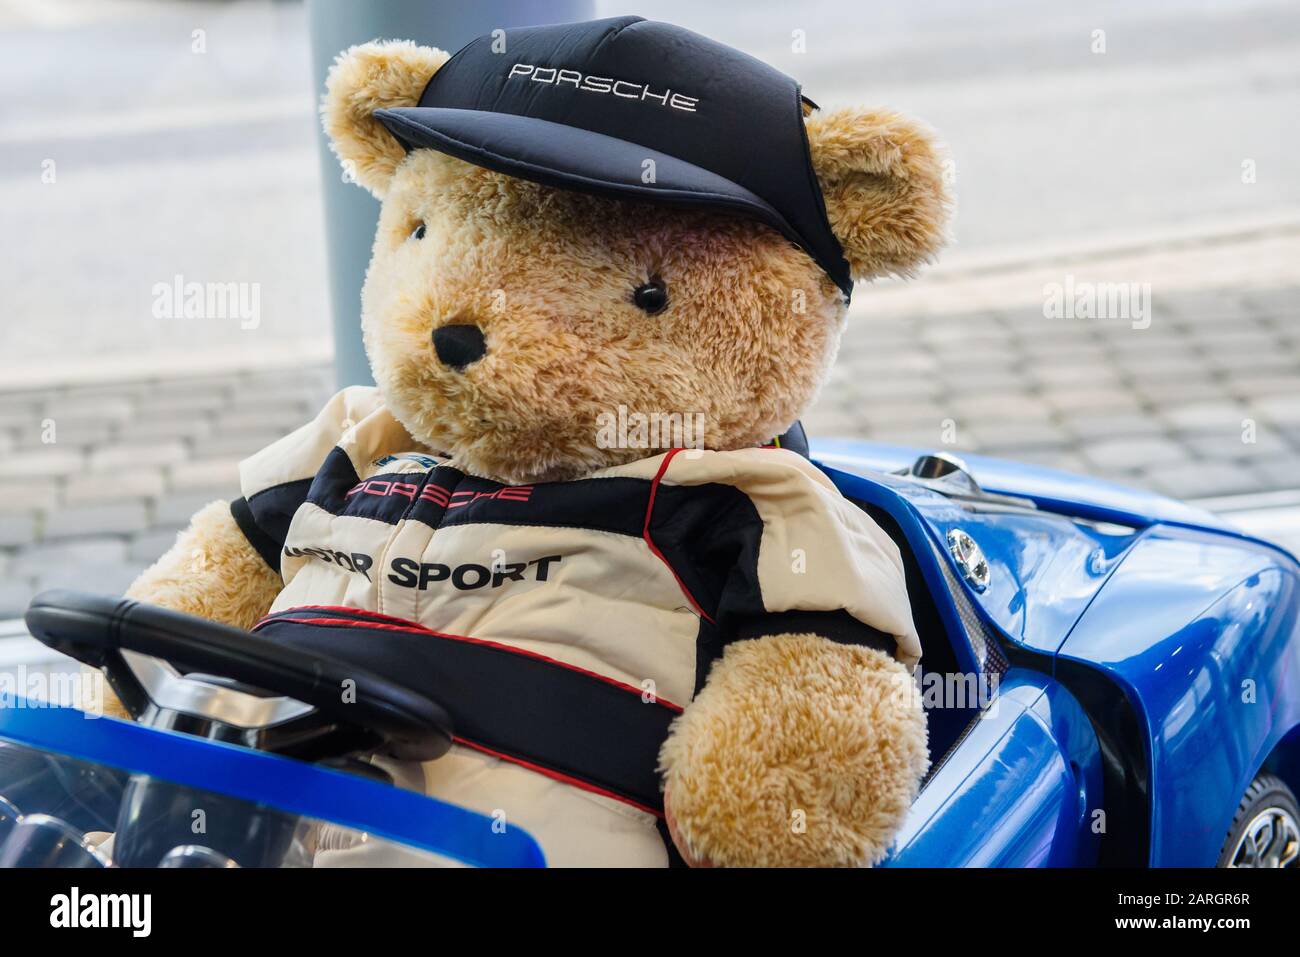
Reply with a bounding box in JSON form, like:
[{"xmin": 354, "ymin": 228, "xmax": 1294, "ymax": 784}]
[
  {"xmin": 632, "ymin": 279, "xmax": 668, "ymax": 315},
  {"xmin": 411, "ymin": 223, "xmax": 427, "ymax": 240}
]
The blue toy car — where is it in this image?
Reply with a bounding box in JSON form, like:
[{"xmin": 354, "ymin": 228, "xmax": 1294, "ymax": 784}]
[{"xmin": 3, "ymin": 438, "xmax": 1298, "ymax": 868}]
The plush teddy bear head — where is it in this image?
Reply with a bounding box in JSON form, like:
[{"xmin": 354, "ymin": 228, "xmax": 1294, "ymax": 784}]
[{"xmin": 322, "ymin": 38, "xmax": 949, "ymax": 485}]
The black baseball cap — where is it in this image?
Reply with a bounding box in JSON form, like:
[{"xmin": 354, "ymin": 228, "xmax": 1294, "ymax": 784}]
[{"xmin": 373, "ymin": 15, "xmax": 853, "ymax": 300}]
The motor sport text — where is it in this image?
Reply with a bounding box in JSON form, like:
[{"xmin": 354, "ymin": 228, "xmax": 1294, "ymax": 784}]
[
  {"xmin": 284, "ymin": 546, "xmax": 374, "ymax": 577},
  {"xmin": 507, "ymin": 62, "xmax": 699, "ymax": 112},
  {"xmin": 389, "ymin": 555, "xmax": 562, "ymax": 590},
  {"xmin": 283, "ymin": 546, "xmax": 563, "ymax": 591}
]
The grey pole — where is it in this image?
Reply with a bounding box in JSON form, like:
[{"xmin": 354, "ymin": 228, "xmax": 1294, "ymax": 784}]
[{"xmin": 308, "ymin": 0, "xmax": 595, "ymax": 388}]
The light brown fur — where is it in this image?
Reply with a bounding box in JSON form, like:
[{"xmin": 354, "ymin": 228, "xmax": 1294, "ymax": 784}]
[
  {"xmin": 122, "ymin": 39, "xmax": 951, "ymax": 867},
  {"xmin": 806, "ymin": 107, "xmax": 953, "ymax": 280},
  {"xmin": 321, "ymin": 41, "xmax": 450, "ymax": 197},
  {"xmin": 365, "ymin": 152, "xmax": 845, "ymax": 484},
  {"xmin": 98, "ymin": 501, "xmax": 283, "ymax": 719},
  {"xmin": 125, "ymin": 501, "xmax": 283, "ymax": 628},
  {"xmin": 660, "ymin": 635, "xmax": 928, "ymax": 866}
]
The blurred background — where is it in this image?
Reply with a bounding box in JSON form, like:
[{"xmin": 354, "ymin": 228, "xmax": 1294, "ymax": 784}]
[{"xmin": 0, "ymin": 0, "xmax": 1298, "ymax": 621}]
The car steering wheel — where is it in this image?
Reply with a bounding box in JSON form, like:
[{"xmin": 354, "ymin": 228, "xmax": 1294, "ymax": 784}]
[{"xmin": 24, "ymin": 590, "xmax": 452, "ymax": 762}]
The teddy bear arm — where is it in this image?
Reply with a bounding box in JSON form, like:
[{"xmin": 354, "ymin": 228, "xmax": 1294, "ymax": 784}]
[
  {"xmin": 84, "ymin": 501, "xmax": 283, "ymax": 720},
  {"xmin": 124, "ymin": 500, "xmax": 282, "ymax": 625},
  {"xmin": 659, "ymin": 631, "xmax": 928, "ymax": 867}
]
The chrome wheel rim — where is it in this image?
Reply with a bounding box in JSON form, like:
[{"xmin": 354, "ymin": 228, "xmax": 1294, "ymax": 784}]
[{"xmin": 1228, "ymin": 806, "xmax": 1300, "ymax": 868}]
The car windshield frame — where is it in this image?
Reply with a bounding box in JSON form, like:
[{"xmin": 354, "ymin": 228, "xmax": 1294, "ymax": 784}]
[{"xmin": 0, "ymin": 696, "xmax": 543, "ymax": 868}]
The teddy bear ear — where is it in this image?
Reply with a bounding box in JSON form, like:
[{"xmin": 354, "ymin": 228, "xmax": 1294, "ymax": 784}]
[
  {"xmin": 321, "ymin": 40, "xmax": 450, "ymax": 198},
  {"xmin": 805, "ymin": 107, "xmax": 953, "ymax": 282}
]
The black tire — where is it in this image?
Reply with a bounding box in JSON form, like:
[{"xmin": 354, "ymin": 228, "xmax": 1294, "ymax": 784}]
[{"xmin": 1216, "ymin": 773, "xmax": 1300, "ymax": 868}]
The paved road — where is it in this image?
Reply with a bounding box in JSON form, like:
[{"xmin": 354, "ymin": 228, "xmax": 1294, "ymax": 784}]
[
  {"xmin": 806, "ymin": 283, "xmax": 1300, "ymax": 501},
  {"xmin": 0, "ymin": 0, "xmax": 328, "ymax": 369},
  {"xmin": 0, "ymin": 362, "xmax": 336, "ymax": 616},
  {"xmin": 646, "ymin": 0, "xmax": 1300, "ymax": 250},
  {"xmin": 2, "ymin": 0, "xmax": 1299, "ymax": 369}
]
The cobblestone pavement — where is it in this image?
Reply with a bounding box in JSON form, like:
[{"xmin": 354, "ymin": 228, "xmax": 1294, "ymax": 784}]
[
  {"xmin": 807, "ymin": 282, "xmax": 1300, "ymax": 499},
  {"xmin": 0, "ymin": 283, "xmax": 1298, "ymax": 618},
  {"xmin": 0, "ymin": 365, "xmax": 335, "ymax": 617}
]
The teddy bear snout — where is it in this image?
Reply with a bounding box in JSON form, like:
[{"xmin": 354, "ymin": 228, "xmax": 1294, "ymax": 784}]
[{"xmin": 431, "ymin": 323, "xmax": 487, "ymax": 371}]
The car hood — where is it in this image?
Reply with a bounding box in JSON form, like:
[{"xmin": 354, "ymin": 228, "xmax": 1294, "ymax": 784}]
[
  {"xmin": 811, "ymin": 438, "xmax": 1228, "ymax": 533},
  {"xmin": 811, "ymin": 438, "xmax": 1261, "ymax": 657}
]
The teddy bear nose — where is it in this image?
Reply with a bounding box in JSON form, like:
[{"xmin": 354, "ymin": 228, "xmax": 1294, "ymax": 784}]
[{"xmin": 432, "ymin": 323, "xmax": 486, "ymax": 370}]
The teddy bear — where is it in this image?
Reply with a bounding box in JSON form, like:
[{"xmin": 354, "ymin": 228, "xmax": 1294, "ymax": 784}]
[{"xmin": 104, "ymin": 16, "xmax": 950, "ymax": 867}]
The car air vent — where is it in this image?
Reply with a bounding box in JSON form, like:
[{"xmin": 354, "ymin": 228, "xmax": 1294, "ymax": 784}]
[{"xmin": 928, "ymin": 535, "xmax": 1010, "ymax": 680}]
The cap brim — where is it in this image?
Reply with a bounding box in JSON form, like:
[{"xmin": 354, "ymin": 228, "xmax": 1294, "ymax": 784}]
[{"xmin": 374, "ymin": 107, "xmax": 802, "ymax": 246}]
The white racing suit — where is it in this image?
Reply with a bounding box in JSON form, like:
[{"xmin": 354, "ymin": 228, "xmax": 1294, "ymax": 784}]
[{"xmin": 230, "ymin": 387, "xmax": 920, "ymax": 866}]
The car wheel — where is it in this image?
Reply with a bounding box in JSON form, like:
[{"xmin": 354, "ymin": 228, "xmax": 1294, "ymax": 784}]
[{"xmin": 1217, "ymin": 773, "xmax": 1300, "ymax": 868}]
